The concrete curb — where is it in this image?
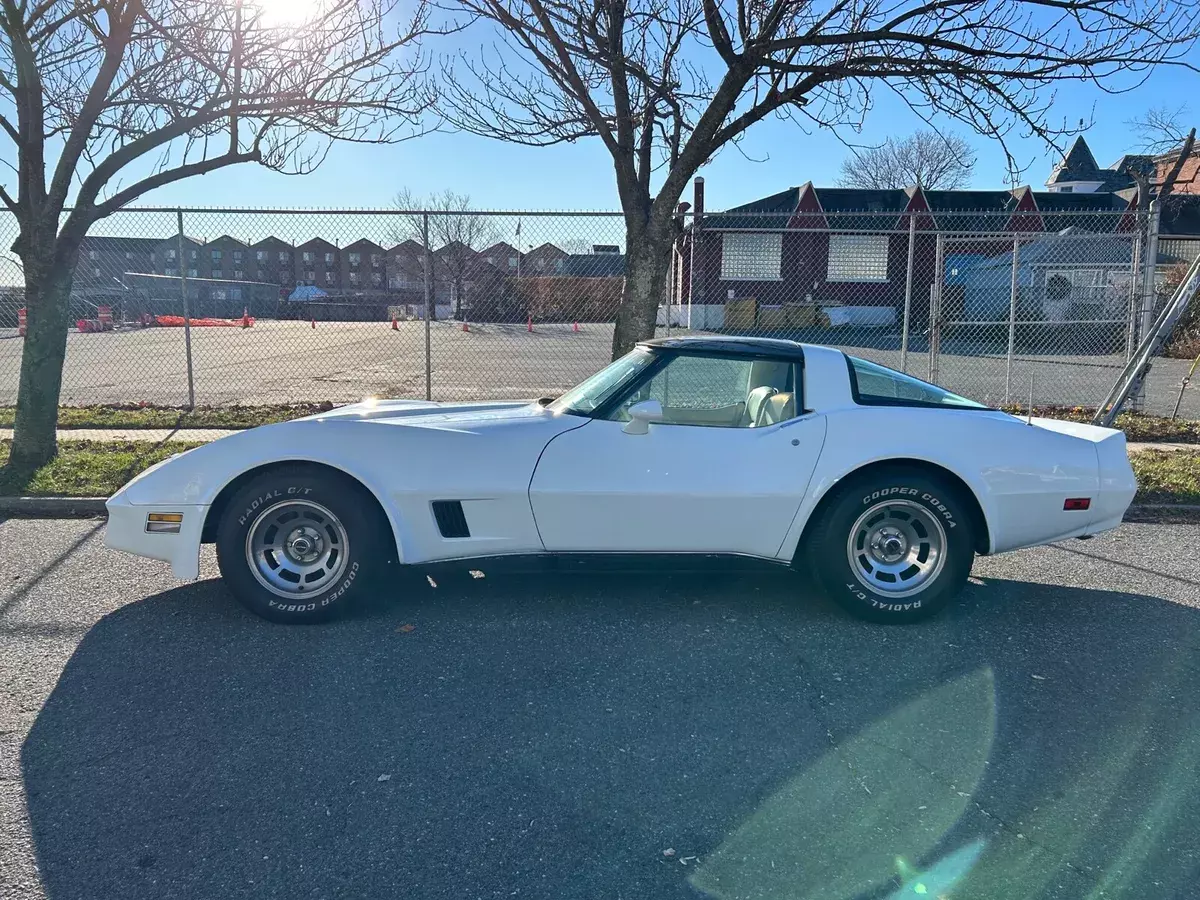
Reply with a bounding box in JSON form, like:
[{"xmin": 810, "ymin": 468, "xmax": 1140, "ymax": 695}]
[{"xmin": 0, "ymin": 497, "xmax": 107, "ymax": 518}]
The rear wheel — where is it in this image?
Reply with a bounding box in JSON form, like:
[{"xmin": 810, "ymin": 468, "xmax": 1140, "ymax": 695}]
[
  {"xmin": 805, "ymin": 468, "xmax": 976, "ymax": 623},
  {"xmin": 216, "ymin": 468, "xmax": 382, "ymax": 623}
]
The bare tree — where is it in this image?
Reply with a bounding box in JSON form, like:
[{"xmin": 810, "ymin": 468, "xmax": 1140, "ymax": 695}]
[
  {"xmin": 837, "ymin": 131, "xmax": 974, "ymax": 190},
  {"xmin": 438, "ymin": 0, "xmax": 1199, "ymax": 359},
  {"xmin": 1, "ymin": 0, "xmax": 433, "ymax": 470},
  {"xmin": 1129, "ymin": 105, "xmax": 1197, "ymax": 201},
  {"xmin": 394, "ymin": 188, "xmax": 499, "ymax": 319}
]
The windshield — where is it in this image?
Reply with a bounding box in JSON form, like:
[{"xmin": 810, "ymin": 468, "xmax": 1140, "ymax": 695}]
[
  {"xmin": 547, "ymin": 347, "xmax": 657, "ymax": 416},
  {"xmin": 848, "ymin": 356, "xmax": 987, "ymax": 409}
]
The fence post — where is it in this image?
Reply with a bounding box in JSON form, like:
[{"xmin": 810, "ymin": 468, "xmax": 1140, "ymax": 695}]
[
  {"xmin": 929, "ymin": 232, "xmax": 944, "ymax": 382},
  {"xmin": 176, "ymin": 209, "xmax": 195, "ymax": 409},
  {"xmin": 1126, "ymin": 226, "xmax": 1142, "ymax": 361},
  {"xmin": 1005, "ymin": 235, "xmax": 1021, "ymax": 403},
  {"xmin": 1132, "ymin": 200, "xmax": 1162, "ymax": 410},
  {"xmin": 423, "ymin": 212, "xmax": 432, "ymax": 402},
  {"xmin": 900, "ymin": 212, "xmax": 916, "ymax": 373}
]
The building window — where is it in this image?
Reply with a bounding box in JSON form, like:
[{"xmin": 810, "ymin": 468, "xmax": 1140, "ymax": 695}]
[
  {"xmin": 212, "ymin": 270, "xmax": 223, "ymax": 279},
  {"xmin": 125, "ymin": 252, "xmax": 133, "ymax": 261},
  {"xmin": 508, "ymin": 257, "xmax": 517, "ymax": 269},
  {"xmin": 349, "ymin": 272, "xmax": 360, "ymax": 285},
  {"xmin": 211, "ymin": 249, "xmax": 222, "ymax": 261},
  {"xmin": 303, "ymin": 251, "xmax": 315, "ymax": 264},
  {"xmin": 371, "ymin": 272, "xmax": 382, "ymax": 286},
  {"xmin": 827, "ymin": 234, "xmax": 889, "ymax": 282},
  {"xmin": 187, "ymin": 268, "xmax": 198, "ymax": 277},
  {"xmin": 371, "ymin": 253, "xmax": 381, "ymax": 267},
  {"xmin": 721, "ymin": 233, "xmax": 783, "ymax": 280},
  {"xmin": 89, "ymin": 250, "xmax": 98, "ymax": 260},
  {"xmin": 325, "ymin": 252, "xmax": 335, "ymax": 265},
  {"xmin": 165, "ymin": 267, "xmax": 177, "ymax": 276},
  {"xmin": 305, "ymin": 269, "xmax": 315, "ymax": 282},
  {"xmin": 486, "ymin": 256, "xmax": 495, "ymax": 264},
  {"xmin": 555, "ymin": 259, "xmax": 564, "ymax": 272},
  {"xmin": 212, "ymin": 288, "xmax": 227, "ymax": 300},
  {"xmin": 92, "ymin": 267, "xmax": 101, "ymax": 277},
  {"xmin": 166, "ymin": 248, "xmax": 177, "ymax": 261},
  {"xmin": 257, "ymin": 250, "xmax": 268, "ymax": 262},
  {"xmin": 233, "ymin": 250, "xmax": 243, "ymax": 264},
  {"xmin": 189, "ymin": 249, "xmax": 198, "ymax": 261},
  {"xmin": 349, "ymin": 252, "xmax": 361, "ymax": 266},
  {"xmin": 279, "ymin": 251, "xmax": 289, "ymax": 263},
  {"xmin": 234, "ymin": 270, "xmax": 244, "ymax": 279},
  {"xmin": 325, "ymin": 271, "xmax": 335, "ymax": 284},
  {"xmin": 1060, "ymin": 186, "xmax": 1074, "ymax": 193},
  {"xmin": 535, "ymin": 259, "xmax": 544, "ymax": 271},
  {"xmin": 230, "ymin": 287, "xmax": 242, "ymax": 301}
]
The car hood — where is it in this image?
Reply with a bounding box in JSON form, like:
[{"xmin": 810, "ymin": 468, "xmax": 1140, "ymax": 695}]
[{"xmin": 297, "ymin": 398, "xmax": 544, "ymax": 428}]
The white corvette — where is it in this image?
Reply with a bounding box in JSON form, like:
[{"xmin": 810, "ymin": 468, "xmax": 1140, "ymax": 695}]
[{"xmin": 105, "ymin": 337, "xmax": 1137, "ymax": 623}]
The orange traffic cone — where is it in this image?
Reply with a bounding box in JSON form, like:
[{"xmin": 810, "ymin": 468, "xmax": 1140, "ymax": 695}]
[
  {"xmin": 527, "ymin": 314, "xmax": 533, "ymax": 333},
  {"xmin": 241, "ymin": 307, "xmax": 251, "ymax": 328},
  {"xmin": 461, "ymin": 321, "xmax": 470, "ymax": 332},
  {"xmin": 573, "ymin": 321, "xmax": 579, "ymax": 333},
  {"xmin": 391, "ymin": 316, "xmax": 399, "ymax": 330},
  {"xmin": 311, "ymin": 317, "xmax": 315, "ymax": 329}
]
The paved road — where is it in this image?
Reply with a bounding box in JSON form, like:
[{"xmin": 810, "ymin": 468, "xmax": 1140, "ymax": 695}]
[
  {"xmin": 1, "ymin": 321, "xmax": 1196, "ymax": 418},
  {"xmin": 2, "ymin": 520, "xmax": 1200, "ymax": 899}
]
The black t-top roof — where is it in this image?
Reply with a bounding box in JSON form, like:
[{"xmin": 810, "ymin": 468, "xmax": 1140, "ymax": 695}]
[{"xmin": 638, "ymin": 335, "xmax": 806, "ymax": 361}]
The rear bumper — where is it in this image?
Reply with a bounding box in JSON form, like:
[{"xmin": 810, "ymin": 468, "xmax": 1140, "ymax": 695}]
[{"xmin": 104, "ymin": 493, "xmax": 207, "ymax": 580}]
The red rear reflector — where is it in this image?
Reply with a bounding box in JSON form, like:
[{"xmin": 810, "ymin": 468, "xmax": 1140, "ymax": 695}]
[{"xmin": 1064, "ymin": 498, "xmax": 1091, "ymax": 511}]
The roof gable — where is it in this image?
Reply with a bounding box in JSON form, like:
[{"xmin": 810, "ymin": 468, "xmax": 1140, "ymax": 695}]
[{"xmin": 1048, "ymin": 136, "xmax": 1102, "ymax": 184}]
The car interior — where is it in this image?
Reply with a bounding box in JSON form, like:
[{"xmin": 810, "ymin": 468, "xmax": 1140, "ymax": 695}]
[{"xmin": 610, "ymin": 356, "xmax": 798, "ymax": 428}]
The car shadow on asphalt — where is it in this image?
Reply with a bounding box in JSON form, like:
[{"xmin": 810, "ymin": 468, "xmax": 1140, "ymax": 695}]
[{"xmin": 20, "ymin": 571, "xmax": 1200, "ymax": 900}]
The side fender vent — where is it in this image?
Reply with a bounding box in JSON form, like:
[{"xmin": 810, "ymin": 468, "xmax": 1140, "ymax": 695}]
[{"xmin": 432, "ymin": 500, "xmax": 470, "ymax": 538}]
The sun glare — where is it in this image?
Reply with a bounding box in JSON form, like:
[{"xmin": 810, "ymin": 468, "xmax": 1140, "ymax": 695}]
[{"xmin": 252, "ymin": 0, "xmax": 320, "ymax": 27}]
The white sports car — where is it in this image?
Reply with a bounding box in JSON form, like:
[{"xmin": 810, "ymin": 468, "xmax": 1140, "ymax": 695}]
[{"xmin": 105, "ymin": 337, "xmax": 1137, "ymax": 623}]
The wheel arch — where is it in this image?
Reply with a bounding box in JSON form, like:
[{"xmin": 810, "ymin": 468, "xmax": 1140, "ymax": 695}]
[
  {"xmin": 793, "ymin": 457, "xmax": 992, "ymax": 562},
  {"xmin": 201, "ymin": 460, "xmax": 401, "ymax": 564}
]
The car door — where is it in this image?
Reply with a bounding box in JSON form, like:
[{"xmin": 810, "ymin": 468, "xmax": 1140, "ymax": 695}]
[{"xmin": 528, "ymin": 352, "xmax": 827, "ymax": 558}]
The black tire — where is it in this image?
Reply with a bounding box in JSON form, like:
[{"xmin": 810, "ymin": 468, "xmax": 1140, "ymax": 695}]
[
  {"xmin": 215, "ymin": 466, "xmax": 384, "ymax": 623},
  {"xmin": 804, "ymin": 467, "xmax": 976, "ymax": 624}
]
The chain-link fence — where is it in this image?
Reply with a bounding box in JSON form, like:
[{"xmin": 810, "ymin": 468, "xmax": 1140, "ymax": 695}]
[{"xmin": 0, "ymin": 205, "xmax": 1197, "ymax": 433}]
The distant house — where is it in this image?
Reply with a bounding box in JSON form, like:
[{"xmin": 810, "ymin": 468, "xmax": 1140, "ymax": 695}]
[
  {"xmin": 76, "ymin": 235, "xmax": 160, "ymax": 289},
  {"xmin": 522, "ymin": 242, "xmax": 568, "ymax": 275},
  {"xmin": 251, "ymin": 237, "xmax": 296, "ymax": 295},
  {"xmin": 482, "ymin": 241, "xmax": 520, "ymax": 272},
  {"xmin": 203, "ymin": 235, "xmax": 249, "ymax": 302},
  {"xmin": 153, "ymin": 235, "xmax": 202, "ymax": 280},
  {"xmin": 563, "ymin": 245, "xmax": 626, "ymax": 277},
  {"xmin": 1044, "ymin": 136, "xmax": 1138, "ymax": 194},
  {"xmin": 681, "ymin": 182, "xmax": 1138, "ymax": 330},
  {"xmin": 296, "ymin": 238, "xmax": 340, "ymax": 291},
  {"xmin": 341, "ymin": 238, "xmax": 387, "ymax": 293}
]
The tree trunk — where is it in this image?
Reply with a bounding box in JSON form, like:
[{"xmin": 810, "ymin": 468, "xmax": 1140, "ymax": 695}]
[
  {"xmin": 8, "ymin": 251, "xmax": 75, "ymax": 470},
  {"xmin": 611, "ymin": 223, "xmax": 674, "ymax": 359}
]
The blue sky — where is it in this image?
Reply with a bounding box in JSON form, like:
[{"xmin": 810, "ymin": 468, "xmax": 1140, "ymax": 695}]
[{"xmin": 123, "ymin": 60, "xmax": 1192, "ymax": 216}]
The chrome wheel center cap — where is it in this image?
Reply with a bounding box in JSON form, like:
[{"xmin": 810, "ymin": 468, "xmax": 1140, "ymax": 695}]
[
  {"xmin": 286, "ymin": 527, "xmax": 324, "ymax": 563},
  {"xmin": 872, "ymin": 528, "xmax": 908, "ymax": 563}
]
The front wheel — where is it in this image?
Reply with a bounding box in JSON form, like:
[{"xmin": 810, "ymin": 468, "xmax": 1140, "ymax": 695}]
[
  {"xmin": 216, "ymin": 467, "xmax": 382, "ymax": 623},
  {"xmin": 805, "ymin": 468, "xmax": 976, "ymax": 623}
]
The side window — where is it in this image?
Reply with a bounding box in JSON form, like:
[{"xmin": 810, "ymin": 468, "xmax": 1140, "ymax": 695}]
[
  {"xmin": 606, "ymin": 354, "xmax": 799, "ymax": 428},
  {"xmin": 848, "ymin": 356, "xmax": 985, "ymax": 408}
]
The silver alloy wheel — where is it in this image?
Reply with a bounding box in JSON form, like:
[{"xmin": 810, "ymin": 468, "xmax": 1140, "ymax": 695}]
[
  {"xmin": 846, "ymin": 499, "xmax": 947, "ymax": 598},
  {"xmin": 245, "ymin": 499, "xmax": 350, "ymax": 599}
]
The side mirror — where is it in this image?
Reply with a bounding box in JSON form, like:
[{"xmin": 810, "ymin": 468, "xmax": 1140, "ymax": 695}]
[{"xmin": 623, "ymin": 399, "xmax": 663, "ymax": 435}]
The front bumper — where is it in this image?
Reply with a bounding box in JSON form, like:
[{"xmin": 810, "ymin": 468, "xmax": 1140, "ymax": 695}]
[{"xmin": 104, "ymin": 493, "xmax": 208, "ymax": 580}]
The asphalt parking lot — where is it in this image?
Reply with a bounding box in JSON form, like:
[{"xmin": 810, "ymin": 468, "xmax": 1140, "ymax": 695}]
[
  {"xmin": 2, "ymin": 519, "xmax": 1200, "ymax": 899},
  {"xmin": 0, "ymin": 321, "xmax": 1196, "ymax": 417}
]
